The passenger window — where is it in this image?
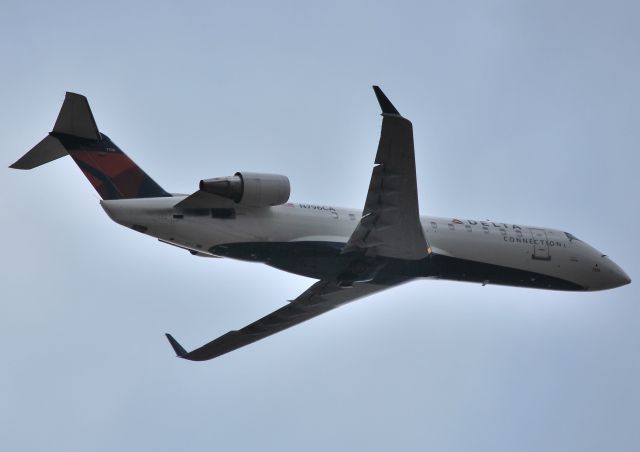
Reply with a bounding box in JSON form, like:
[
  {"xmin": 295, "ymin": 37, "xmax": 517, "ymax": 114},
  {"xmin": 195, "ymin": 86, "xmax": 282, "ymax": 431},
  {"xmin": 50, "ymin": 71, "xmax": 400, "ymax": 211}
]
[{"xmin": 189, "ymin": 209, "xmax": 209, "ymax": 216}]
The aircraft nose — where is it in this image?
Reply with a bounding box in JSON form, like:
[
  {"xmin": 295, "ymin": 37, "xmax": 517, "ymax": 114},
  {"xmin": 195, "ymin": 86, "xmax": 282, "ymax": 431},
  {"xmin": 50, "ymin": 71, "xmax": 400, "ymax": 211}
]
[
  {"xmin": 604, "ymin": 258, "xmax": 631, "ymax": 289},
  {"xmin": 615, "ymin": 267, "xmax": 631, "ymax": 286}
]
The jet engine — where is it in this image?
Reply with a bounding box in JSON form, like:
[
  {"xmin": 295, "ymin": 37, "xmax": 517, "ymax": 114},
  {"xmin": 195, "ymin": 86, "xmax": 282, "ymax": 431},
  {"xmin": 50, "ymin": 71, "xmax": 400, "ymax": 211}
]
[{"xmin": 199, "ymin": 172, "xmax": 290, "ymax": 207}]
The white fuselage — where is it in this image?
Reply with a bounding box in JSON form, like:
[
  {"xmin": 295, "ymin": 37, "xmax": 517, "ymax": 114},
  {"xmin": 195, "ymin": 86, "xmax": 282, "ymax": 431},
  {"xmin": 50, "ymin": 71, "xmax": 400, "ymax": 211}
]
[{"xmin": 101, "ymin": 196, "xmax": 630, "ymax": 291}]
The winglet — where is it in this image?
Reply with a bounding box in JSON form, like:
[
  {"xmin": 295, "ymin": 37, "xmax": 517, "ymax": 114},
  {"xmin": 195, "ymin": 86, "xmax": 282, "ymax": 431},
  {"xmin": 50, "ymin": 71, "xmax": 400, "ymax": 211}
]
[
  {"xmin": 165, "ymin": 333, "xmax": 188, "ymax": 358},
  {"xmin": 372, "ymin": 86, "xmax": 401, "ymax": 116}
]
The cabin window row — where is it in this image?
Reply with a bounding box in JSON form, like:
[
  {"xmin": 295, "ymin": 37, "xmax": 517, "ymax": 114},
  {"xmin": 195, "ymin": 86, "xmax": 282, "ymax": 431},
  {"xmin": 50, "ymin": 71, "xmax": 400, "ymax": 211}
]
[{"xmin": 172, "ymin": 208, "xmax": 236, "ymax": 220}]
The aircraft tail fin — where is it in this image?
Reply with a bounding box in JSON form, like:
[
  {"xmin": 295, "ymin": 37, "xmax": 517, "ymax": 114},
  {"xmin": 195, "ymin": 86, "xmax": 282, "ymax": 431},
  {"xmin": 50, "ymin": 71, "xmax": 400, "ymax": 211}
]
[{"xmin": 10, "ymin": 92, "xmax": 170, "ymax": 200}]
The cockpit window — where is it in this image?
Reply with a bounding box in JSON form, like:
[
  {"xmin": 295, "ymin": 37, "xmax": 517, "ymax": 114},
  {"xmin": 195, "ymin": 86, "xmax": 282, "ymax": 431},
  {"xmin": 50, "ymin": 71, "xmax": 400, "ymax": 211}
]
[{"xmin": 565, "ymin": 232, "xmax": 582, "ymax": 242}]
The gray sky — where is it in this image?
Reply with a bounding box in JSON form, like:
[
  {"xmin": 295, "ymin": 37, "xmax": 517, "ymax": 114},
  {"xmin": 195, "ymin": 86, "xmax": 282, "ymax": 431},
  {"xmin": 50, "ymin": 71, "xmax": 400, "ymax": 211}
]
[{"xmin": 2, "ymin": 1, "xmax": 639, "ymax": 451}]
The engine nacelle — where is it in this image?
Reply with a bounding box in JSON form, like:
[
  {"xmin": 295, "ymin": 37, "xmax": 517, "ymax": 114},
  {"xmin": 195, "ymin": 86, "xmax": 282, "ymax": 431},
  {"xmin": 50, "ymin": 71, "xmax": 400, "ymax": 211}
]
[{"xmin": 199, "ymin": 172, "xmax": 290, "ymax": 207}]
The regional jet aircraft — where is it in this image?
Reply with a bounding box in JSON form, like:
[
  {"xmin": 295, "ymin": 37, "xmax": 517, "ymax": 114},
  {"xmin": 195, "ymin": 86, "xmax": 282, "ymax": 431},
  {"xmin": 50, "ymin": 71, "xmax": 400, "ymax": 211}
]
[{"xmin": 11, "ymin": 87, "xmax": 631, "ymax": 361}]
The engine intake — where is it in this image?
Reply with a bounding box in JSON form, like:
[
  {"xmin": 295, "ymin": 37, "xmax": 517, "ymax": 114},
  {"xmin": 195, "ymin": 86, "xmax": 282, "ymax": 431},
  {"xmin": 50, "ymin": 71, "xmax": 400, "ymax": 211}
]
[{"xmin": 199, "ymin": 172, "xmax": 290, "ymax": 207}]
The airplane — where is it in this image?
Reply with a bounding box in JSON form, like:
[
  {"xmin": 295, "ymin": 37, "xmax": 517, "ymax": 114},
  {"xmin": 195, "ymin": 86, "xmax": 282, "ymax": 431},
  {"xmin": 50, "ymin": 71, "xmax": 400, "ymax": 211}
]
[{"xmin": 11, "ymin": 87, "xmax": 631, "ymax": 362}]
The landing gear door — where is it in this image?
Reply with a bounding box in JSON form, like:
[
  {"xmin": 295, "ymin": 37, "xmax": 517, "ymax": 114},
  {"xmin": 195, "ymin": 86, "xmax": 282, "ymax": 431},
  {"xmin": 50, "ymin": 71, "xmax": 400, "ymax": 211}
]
[{"xmin": 530, "ymin": 228, "xmax": 551, "ymax": 260}]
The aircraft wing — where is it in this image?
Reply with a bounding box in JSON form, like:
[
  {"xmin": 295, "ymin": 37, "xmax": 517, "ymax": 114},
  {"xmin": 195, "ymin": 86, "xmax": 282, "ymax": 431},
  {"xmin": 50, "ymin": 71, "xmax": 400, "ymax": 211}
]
[
  {"xmin": 165, "ymin": 276, "xmax": 411, "ymax": 361},
  {"xmin": 342, "ymin": 86, "xmax": 429, "ymax": 260}
]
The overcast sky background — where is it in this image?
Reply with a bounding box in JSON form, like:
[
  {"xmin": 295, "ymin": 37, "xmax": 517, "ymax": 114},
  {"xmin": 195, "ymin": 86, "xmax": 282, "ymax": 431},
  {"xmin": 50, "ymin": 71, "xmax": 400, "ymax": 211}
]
[{"xmin": 1, "ymin": 1, "xmax": 639, "ymax": 451}]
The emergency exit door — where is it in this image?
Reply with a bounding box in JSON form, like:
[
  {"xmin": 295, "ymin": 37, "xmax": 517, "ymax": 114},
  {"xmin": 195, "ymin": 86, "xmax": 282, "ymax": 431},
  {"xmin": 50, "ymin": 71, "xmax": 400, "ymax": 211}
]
[{"xmin": 530, "ymin": 228, "xmax": 551, "ymax": 260}]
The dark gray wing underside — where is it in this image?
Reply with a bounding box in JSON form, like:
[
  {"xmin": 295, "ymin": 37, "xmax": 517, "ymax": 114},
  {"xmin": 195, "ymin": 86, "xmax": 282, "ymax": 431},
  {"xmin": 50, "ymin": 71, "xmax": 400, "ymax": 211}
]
[
  {"xmin": 166, "ymin": 277, "xmax": 411, "ymax": 361},
  {"xmin": 343, "ymin": 86, "xmax": 428, "ymax": 260}
]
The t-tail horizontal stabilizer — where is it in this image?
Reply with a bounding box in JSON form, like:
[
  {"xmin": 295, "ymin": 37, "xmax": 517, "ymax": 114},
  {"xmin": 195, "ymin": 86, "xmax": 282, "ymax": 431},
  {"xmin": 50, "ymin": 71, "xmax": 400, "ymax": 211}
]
[{"xmin": 10, "ymin": 135, "xmax": 68, "ymax": 170}]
